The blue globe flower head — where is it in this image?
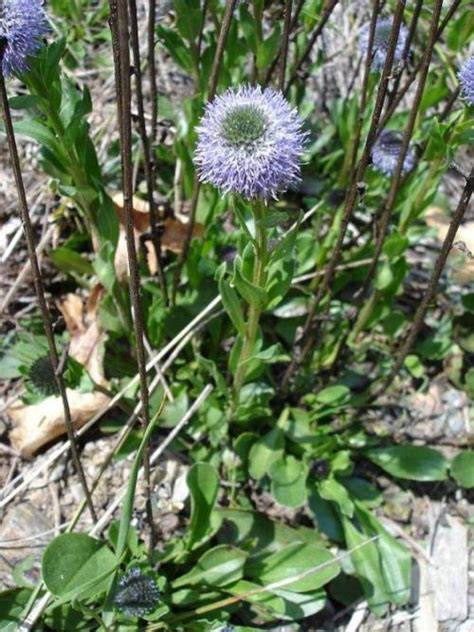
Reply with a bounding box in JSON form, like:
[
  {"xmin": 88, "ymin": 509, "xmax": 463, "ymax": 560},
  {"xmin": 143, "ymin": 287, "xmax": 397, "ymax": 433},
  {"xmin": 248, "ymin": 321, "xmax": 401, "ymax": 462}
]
[
  {"xmin": 0, "ymin": 0, "xmax": 49, "ymax": 77},
  {"xmin": 459, "ymin": 56, "xmax": 474, "ymax": 106},
  {"xmin": 359, "ymin": 17, "xmax": 408, "ymax": 71},
  {"xmin": 113, "ymin": 567, "xmax": 160, "ymax": 618},
  {"xmin": 371, "ymin": 130, "xmax": 416, "ymax": 177},
  {"xmin": 194, "ymin": 85, "xmax": 307, "ymax": 201}
]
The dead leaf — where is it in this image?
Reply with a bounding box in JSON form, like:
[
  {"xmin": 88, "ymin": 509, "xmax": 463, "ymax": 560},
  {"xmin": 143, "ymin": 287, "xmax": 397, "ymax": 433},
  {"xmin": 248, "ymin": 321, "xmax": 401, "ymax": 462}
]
[
  {"xmin": 111, "ymin": 191, "xmax": 204, "ymax": 281},
  {"xmin": 425, "ymin": 206, "xmax": 474, "ymax": 283},
  {"xmin": 8, "ymin": 390, "xmax": 109, "ymax": 458},
  {"xmin": 8, "ymin": 288, "xmax": 110, "ymax": 457}
]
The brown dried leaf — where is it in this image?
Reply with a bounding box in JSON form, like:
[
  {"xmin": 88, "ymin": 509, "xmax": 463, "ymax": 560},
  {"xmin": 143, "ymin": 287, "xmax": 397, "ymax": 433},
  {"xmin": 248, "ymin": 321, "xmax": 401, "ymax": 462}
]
[
  {"xmin": 111, "ymin": 191, "xmax": 204, "ymax": 280},
  {"xmin": 7, "ymin": 288, "xmax": 109, "ymax": 457},
  {"xmin": 8, "ymin": 390, "xmax": 109, "ymax": 457},
  {"xmin": 425, "ymin": 206, "xmax": 474, "ymax": 283}
]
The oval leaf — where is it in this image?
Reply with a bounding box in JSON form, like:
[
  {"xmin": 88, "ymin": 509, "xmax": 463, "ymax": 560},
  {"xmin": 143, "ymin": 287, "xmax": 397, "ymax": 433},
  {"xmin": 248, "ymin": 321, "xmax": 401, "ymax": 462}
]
[
  {"xmin": 450, "ymin": 450, "xmax": 474, "ymax": 488},
  {"xmin": 365, "ymin": 445, "xmax": 448, "ymax": 481},
  {"xmin": 42, "ymin": 533, "xmax": 116, "ymax": 599}
]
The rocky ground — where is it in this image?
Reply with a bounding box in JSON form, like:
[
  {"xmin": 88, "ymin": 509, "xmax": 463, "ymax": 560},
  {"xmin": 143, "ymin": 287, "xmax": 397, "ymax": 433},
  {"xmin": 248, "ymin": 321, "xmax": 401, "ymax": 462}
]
[{"xmin": 0, "ymin": 1, "xmax": 473, "ymax": 630}]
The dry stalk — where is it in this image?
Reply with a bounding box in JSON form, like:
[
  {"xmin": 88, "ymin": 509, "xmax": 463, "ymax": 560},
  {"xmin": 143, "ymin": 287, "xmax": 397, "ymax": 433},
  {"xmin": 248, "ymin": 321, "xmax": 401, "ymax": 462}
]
[
  {"xmin": 0, "ymin": 41, "xmax": 97, "ymax": 522},
  {"xmin": 108, "ymin": 0, "xmax": 155, "ymax": 549}
]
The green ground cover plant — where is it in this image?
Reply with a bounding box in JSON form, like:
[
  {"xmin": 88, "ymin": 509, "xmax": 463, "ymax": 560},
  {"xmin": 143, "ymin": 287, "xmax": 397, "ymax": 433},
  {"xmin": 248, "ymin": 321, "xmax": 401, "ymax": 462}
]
[{"xmin": 0, "ymin": 0, "xmax": 473, "ymax": 629}]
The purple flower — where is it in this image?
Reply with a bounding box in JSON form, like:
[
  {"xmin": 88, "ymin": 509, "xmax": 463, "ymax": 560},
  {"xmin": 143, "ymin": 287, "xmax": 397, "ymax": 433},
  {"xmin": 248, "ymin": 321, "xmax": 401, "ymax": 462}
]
[
  {"xmin": 0, "ymin": 0, "xmax": 49, "ymax": 77},
  {"xmin": 458, "ymin": 56, "xmax": 474, "ymax": 106},
  {"xmin": 194, "ymin": 85, "xmax": 306, "ymax": 200},
  {"xmin": 359, "ymin": 18, "xmax": 408, "ymax": 71},
  {"xmin": 371, "ymin": 130, "xmax": 416, "ymax": 177}
]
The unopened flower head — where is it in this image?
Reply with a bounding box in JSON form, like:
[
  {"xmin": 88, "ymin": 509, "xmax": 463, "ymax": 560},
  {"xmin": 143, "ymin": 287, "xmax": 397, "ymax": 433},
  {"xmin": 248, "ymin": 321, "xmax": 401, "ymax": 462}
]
[
  {"xmin": 371, "ymin": 130, "xmax": 416, "ymax": 177},
  {"xmin": 113, "ymin": 568, "xmax": 160, "ymax": 618},
  {"xmin": 458, "ymin": 56, "xmax": 474, "ymax": 106},
  {"xmin": 359, "ymin": 17, "xmax": 408, "ymax": 71},
  {"xmin": 194, "ymin": 85, "xmax": 306, "ymax": 200},
  {"xmin": 28, "ymin": 355, "xmax": 59, "ymax": 397},
  {"xmin": 0, "ymin": 0, "xmax": 49, "ymax": 76}
]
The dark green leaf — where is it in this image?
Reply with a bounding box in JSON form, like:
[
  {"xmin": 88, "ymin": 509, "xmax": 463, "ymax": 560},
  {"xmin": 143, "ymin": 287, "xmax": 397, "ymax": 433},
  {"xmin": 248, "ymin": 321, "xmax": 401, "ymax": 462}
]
[
  {"xmin": 186, "ymin": 463, "xmax": 219, "ymax": 549},
  {"xmin": 450, "ymin": 451, "xmax": 474, "ymax": 488}
]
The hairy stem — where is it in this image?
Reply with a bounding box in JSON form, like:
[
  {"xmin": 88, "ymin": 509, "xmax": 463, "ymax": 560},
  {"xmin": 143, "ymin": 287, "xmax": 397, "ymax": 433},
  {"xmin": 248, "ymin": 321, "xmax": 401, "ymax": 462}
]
[{"xmin": 231, "ymin": 200, "xmax": 268, "ymax": 414}]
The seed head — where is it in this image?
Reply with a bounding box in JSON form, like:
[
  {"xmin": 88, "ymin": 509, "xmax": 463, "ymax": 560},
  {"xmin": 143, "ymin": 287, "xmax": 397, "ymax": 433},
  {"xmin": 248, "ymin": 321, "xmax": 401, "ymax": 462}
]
[
  {"xmin": 359, "ymin": 17, "xmax": 408, "ymax": 71},
  {"xmin": 458, "ymin": 56, "xmax": 474, "ymax": 106},
  {"xmin": 194, "ymin": 85, "xmax": 306, "ymax": 200},
  {"xmin": 28, "ymin": 355, "xmax": 59, "ymax": 397},
  {"xmin": 113, "ymin": 567, "xmax": 160, "ymax": 618},
  {"xmin": 0, "ymin": 0, "xmax": 49, "ymax": 76},
  {"xmin": 371, "ymin": 130, "xmax": 415, "ymax": 177}
]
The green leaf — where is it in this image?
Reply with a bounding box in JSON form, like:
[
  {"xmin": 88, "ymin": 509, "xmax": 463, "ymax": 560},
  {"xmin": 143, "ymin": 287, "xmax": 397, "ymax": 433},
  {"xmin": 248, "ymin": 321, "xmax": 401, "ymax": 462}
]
[
  {"xmin": 9, "ymin": 95, "xmax": 40, "ymax": 110},
  {"xmin": 246, "ymin": 542, "xmax": 340, "ymax": 592},
  {"xmin": 172, "ymin": 545, "xmax": 248, "ymax": 588},
  {"xmin": 226, "ymin": 579, "xmax": 326, "ymax": 619},
  {"xmin": 269, "ymin": 456, "xmax": 309, "ymax": 508},
  {"xmin": 0, "ymin": 588, "xmax": 33, "ymax": 632},
  {"xmin": 248, "ymin": 428, "xmax": 285, "ymax": 480},
  {"xmin": 355, "ymin": 503, "xmax": 411, "ymax": 607},
  {"xmin": 365, "ymin": 445, "xmax": 448, "ymax": 481},
  {"xmin": 174, "ymin": 0, "xmax": 202, "ymax": 42},
  {"xmin": 242, "ymin": 343, "xmax": 284, "ymax": 366},
  {"xmin": 404, "ymin": 354, "xmax": 425, "ymax": 378},
  {"xmin": 219, "ymin": 277, "xmax": 246, "ymax": 336},
  {"xmin": 342, "ymin": 477, "xmax": 383, "ymax": 508},
  {"xmin": 383, "ymin": 232, "xmax": 408, "ymax": 258},
  {"xmin": 217, "ymin": 508, "xmax": 326, "ymax": 554},
  {"xmin": 13, "ymin": 119, "xmax": 62, "ymax": 157},
  {"xmin": 49, "ymin": 247, "xmax": 93, "ymax": 276},
  {"xmin": 256, "ymin": 24, "xmax": 281, "ymax": 69},
  {"xmin": 340, "ymin": 516, "xmax": 390, "ymax": 616},
  {"xmin": 42, "ymin": 533, "xmax": 116, "ymax": 599},
  {"xmin": 186, "ymin": 463, "xmax": 219, "ymax": 549},
  {"xmin": 157, "ymin": 25, "xmax": 193, "ymax": 72},
  {"xmin": 234, "ymin": 265, "xmax": 268, "ymax": 309},
  {"xmin": 318, "ymin": 477, "xmax": 354, "ymax": 518},
  {"xmin": 314, "ymin": 385, "xmax": 350, "ymax": 406},
  {"xmin": 450, "ymin": 451, "xmax": 474, "ymax": 488},
  {"xmin": 239, "ymin": 5, "xmax": 258, "ymax": 54}
]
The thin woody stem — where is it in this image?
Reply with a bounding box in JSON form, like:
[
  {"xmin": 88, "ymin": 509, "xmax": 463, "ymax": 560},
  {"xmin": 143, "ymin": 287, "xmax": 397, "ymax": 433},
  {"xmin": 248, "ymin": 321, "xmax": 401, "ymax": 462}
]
[
  {"xmin": 171, "ymin": 0, "xmax": 238, "ymax": 304},
  {"xmin": 376, "ymin": 0, "xmax": 461, "ymax": 133},
  {"xmin": 376, "ymin": 167, "xmax": 474, "ymax": 396},
  {"xmin": 278, "ymin": 0, "xmax": 293, "ymax": 91},
  {"xmin": 281, "ymin": 0, "xmax": 407, "ymax": 389},
  {"xmin": 108, "ymin": 0, "xmax": 155, "ymax": 552},
  {"xmin": 148, "ymin": 0, "xmax": 158, "ymax": 142},
  {"xmin": 285, "ymin": 0, "xmax": 340, "ymax": 95},
  {"xmin": 0, "ymin": 42, "xmax": 96, "ymax": 523},
  {"xmin": 355, "ymin": 0, "xmax": 444, "ymax": 310},
  {"xmin": 128, "ymin": 0, "xmax": 168, "ymax": 303}
]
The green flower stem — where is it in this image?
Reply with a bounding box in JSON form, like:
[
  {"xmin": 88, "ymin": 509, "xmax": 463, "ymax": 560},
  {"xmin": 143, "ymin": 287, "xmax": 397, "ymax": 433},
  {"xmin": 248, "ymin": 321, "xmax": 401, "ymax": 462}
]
[{"xmin": 231, "ymin": 199, "xmax": 268, "ymax": 413}]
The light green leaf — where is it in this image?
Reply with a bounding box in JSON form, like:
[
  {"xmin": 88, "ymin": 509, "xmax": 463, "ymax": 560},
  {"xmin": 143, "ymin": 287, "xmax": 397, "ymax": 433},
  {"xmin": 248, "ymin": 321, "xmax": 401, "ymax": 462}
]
[
  {"xmin": 248, "ymin": 428, "xmax": 285, "ymax": 480},
  {"xmin": 246, "ymin": 541, "xmax": 340, "ymax": 592},
  {"xmin": 219, "ymin": 277, "xmax": 246, "ymax": 336},
  {"xmin": 451, "ymin": 451, "xmax": 474, "ymax": 488},
  {"xmin": 365, "ymin": 445, "xmax": 448, "ymax": 481},
  {"xmin": 269, "ymin": 456, "xmax": 309, "ymax": 508},
  {"xmin": 42, "ymin": 534, "xmax": 116, "ymax": 600},
  {"xmin": 172, "ymin": 545, "xmax": 248, "ymax": 588}
]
